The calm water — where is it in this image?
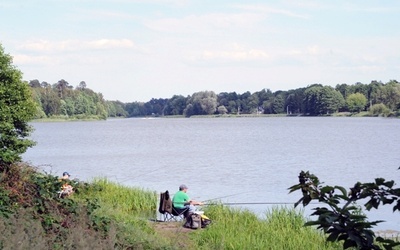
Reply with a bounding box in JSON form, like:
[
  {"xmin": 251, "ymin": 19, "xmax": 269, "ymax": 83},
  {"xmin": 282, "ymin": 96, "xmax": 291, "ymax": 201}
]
[{"xmin": 23, "ymin": 117, "xmax": 400, "ymax": 230}]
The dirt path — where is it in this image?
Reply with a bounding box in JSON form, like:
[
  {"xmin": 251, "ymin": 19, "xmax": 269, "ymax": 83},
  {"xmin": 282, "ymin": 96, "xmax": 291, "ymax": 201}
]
[{"xmin": 152, "ymin": 221, "xmax": 198, "ymax": 249}]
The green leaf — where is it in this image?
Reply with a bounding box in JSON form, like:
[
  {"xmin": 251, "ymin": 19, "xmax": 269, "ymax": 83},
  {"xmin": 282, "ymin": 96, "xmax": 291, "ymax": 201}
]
[
  {"xmin": 321, "ymin": 186, "xmax": 334, "ymax": 194},
  {"xmin": 327, "ymin": 231, "xmax": 339, "ymax": 242}
]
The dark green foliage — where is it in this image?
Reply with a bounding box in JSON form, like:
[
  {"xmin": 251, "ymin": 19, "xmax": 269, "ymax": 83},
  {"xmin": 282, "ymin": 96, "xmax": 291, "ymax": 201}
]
[
  {"xmin": 113, "ymin": 79, "xmax": 399, "ymax": 117},
  {"xmin": 0, "ymin": 164, "xmax": 118, "ymax": 248},
  {"xmin": 304, "ymin": 85, "xmax": 345, "ymax": 115},
  {"xmin": 0, "ymin": 45, "xmax": 36, "ymax": 165},
  {"xmin": 0, "ymin": 188, "xmax": 13, "ymax": 218},
  {"xmin": 29, "ymin": 79, "xmax": 108, "ymax": 119},
  {"xmin": 289, "ymin": 171, "xmax": 400, "ymax": 250},
  {"xmin": 0, "ymin": 163, "xmax": 178, "ymax": 249},
  {"xmin": 28, "ymin": 76, "xmax": 400, "ymax": 117}
]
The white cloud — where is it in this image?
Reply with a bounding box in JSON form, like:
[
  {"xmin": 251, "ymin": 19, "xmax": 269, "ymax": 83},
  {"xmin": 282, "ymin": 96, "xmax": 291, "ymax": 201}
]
[
  {"xmin": 187, "ymin": 43, "xmax": 270, "ymax": 63},
  {"xmin": 17, "ymin": 39, "xmax": 136, "ymax": 53},
  {"xmin": 87, "ymin": 39, "xmax": 135, "ymax": 49},
  {"xmin": 80, "ymin": 9, "xmax": 137, "ymax": 20},
  {"xmin": 12, "ymin": 54, "xmax": 56, "ymax": 65},
  {"xmin": 98, "ymin": 0, "xmax": 189, "ymax": 5},
  {"xmin": 232, "ymin": 4, "xmax": 309, "ymax": 19},
  {"xmin": 144, "ymin": 12, "xmax": 265, "ymax": 34}
]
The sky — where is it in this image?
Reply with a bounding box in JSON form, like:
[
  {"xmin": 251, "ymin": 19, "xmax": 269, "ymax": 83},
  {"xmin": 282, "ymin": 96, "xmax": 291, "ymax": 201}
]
[{"xmin": 1, "ymin": 0, "xmax": 400, "ymax": 102}]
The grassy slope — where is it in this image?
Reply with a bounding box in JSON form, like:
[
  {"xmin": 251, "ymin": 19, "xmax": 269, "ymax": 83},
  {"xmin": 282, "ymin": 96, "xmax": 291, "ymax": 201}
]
[{"xmin": 2, "ymin": 163, "xmax": 396, "ymax": 249}]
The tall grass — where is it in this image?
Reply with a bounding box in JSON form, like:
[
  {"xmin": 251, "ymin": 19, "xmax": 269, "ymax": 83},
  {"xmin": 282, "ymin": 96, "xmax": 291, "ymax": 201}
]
[
  {"xmin": 75, "ymin": 178, "xmax": 157, "ymax": 222},
  {"xmin": 191, "ymin": 204, "xmax": 341, "ymax": 250},
  {"xmin": 73, "ymin": 178, "xmax": 178, "ymax": 249}
]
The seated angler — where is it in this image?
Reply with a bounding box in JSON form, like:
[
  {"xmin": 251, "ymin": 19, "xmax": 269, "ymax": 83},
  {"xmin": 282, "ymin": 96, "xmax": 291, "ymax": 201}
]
[{"xmin": 172, "ymin": 184, "xmax": 203, "ymax": 218}]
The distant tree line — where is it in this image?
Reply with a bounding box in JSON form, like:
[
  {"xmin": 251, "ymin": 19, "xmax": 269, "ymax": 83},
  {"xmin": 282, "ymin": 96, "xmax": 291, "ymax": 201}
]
[
  {"xmin": 29, "ymin": 79, "xmax": 400, "ymax": 119},
  {"xmin": 114, "ymin": 80, "xmax": 400, "ymax": 117},
  {"xmin": 29, "ymin": 79, "xmax": 112, "ymax": 120}
]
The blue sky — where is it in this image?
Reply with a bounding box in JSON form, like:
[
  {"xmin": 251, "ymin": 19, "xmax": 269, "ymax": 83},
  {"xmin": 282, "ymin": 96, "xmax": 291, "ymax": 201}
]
[{"xmin": 1, "ymin": 0, "xmax": 399, "ymax": 102}]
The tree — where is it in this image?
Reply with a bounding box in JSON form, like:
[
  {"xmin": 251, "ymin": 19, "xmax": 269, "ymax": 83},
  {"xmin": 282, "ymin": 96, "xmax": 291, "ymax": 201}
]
[
  {"xmin": 346, "ymin": 93, "xmax": 367, "ymax": 113},
  {"xmin": 0, "ymin": 44, "xmax": 36, "ymax": 166},
  {"xmin": 336, "ymin": 83, "xmax": 352, "ymax": 100},
  {"xmin": 304, "ymin": 85, "xmax": 344, "ymax": 115},
  {"xmin": 185, "ymin": 91, "xmax": 217, "ymax": 116},
  {"xmin": 289, "ymin": 171, "xmax": 400, "ymax": 250},
  {"xmin": 247, "ymin": 93, "xmax": 260, "ymax": 114},
  {"xmin": 272, "ymin": 94, "xmax": 285, "ymax": 114},
  {"xmin": 165, "ymin": 95, "xmax": 186, "ymax": 116},
  {"xmin": 217, "ymin": 105, "xmax": 228, "ymax": 115},
  {"xmin": 28, "ymin": 79, "xmax": 41, "ymax": 88},
  {"xmin": 77, "ymin": 81, "xmax": 87, "ymax": 90},
  {"xmin": 369, "ymin": 103, "xmax": 391, "ymax": 117}
]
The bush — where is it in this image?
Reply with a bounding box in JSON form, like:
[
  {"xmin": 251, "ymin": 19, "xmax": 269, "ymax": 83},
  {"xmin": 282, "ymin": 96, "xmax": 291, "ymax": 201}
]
[
  {"xmin": 0, "ymin": 45, "xmax": 36, "ymax": 165},
  {"xmin": 369, "ymin": 103, "xmax": 391, "ymax": 117}
]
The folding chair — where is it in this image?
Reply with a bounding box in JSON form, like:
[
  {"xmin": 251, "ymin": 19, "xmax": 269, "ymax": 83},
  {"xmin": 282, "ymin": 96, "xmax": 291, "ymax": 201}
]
[{"xmin": 158, "ymin": 190, "xmax": 189, "ymax": 221}]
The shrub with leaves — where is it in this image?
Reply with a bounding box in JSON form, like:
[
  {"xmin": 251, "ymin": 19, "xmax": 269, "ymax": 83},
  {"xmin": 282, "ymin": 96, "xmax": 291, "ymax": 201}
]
[
  {"xmin": 0, "ymin": 44, "xmax": 36, "ymax": 167},
  {"xmin": 289, "ymin": 170, "xmax": 400, "ymax": 250}
]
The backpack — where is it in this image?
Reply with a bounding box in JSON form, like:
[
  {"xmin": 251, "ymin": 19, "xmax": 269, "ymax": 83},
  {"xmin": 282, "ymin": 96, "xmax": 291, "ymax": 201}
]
[
  {"xmin": 190, "ymin": 213, "xmax": 202, "ymax": 229},
  {"xmin": 184, "ymin": 213, "xmax": 212, "ymax": 229},
  {"xmin": 158, "ymin": 190, "xmax": 172, "ymax": 214}
]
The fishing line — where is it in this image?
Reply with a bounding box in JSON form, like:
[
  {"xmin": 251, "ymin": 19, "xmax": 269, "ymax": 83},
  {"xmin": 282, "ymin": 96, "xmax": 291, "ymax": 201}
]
[
  {"xmin": 204, "ymin": 201, "xmax": 327, "ymax": 206},
  {"xmin": 204, "ymin": 202, "xmax": 319, "ymax": 205},
  {"xmin": 202, "ymin": 191, "xmax": 252, "ymax": 203},
  {"xmin": 117, "ymin": 166, "xmax": 166, "ymax": 183}
]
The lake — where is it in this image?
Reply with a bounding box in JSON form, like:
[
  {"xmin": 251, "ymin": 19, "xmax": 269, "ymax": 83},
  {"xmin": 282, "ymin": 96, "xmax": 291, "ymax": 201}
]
[{"xmin": 23, "ymin": 117, "xmax": 400, "ymax": 230}]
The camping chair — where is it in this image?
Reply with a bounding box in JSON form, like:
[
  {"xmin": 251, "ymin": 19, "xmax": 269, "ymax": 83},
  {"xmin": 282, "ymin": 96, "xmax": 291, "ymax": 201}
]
[{"xmin": 158, "ymin": 190, "xmax": 189, "ymax": 222}]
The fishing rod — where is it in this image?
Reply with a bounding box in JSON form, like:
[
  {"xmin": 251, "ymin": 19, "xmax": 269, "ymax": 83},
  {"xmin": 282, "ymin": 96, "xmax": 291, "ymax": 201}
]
[
  {"xmin": 205, "ymin": 202, "xmax": 297, "ymax": 205},
  {"xmin": 201, "ymin": 191, "xmax": 252, "ymax": 203},
  {"xmin": 117, "ymin": 166, "xmax": 166, "ymax": 183}
]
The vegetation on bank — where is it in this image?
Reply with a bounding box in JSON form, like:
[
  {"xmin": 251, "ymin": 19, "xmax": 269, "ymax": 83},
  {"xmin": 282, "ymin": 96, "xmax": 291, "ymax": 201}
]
[
  {"xmin": 4, "ymin": 163, "xmax": 397, "ymax": 249},
  {"xmin": 192, "ymin": 205, "xmax": 342, "ymax": 250},
  {"xmin": 28, "ymin": 79, "xmax": 400, "ymax": 119},
  {"xmin": 0, "ymin": 163, "xmax": 170, "ymax": 249},
  {"xmin": 0, "ymin": 163, "xmax": 344, "ymax": 249},
  {"xmin": 290, "ymin": 171, "xmax": 400, "ymax": 250}
]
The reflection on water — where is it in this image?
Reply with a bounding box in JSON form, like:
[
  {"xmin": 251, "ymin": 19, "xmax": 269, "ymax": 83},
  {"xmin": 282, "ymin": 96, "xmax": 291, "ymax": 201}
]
[{"xmin": 24, "ymin": 117, "xmax": 400, "ymax": 230}]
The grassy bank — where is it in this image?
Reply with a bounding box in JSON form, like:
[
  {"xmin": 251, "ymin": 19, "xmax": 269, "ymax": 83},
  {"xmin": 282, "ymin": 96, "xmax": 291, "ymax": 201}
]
[
  {"xmin": 1, "ymin": 163, "xmax": 397, "ymax": 249},
  {"xmin": 192, "ymin": 204, "xmax": 341, "ymax": 250}
]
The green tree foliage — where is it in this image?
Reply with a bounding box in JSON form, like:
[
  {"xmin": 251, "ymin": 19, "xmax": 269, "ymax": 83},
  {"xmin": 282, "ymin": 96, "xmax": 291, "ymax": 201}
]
[
  {"xmin": 247, "ymin": 93, "xmax": 260, "ymax": 114},
  {"xmin": 184, "ymin": 91, "xmax": 217, "ymax": 116},
  {"xmin": 0, "ymin": 45, "xmax": 36, "ymax": 165},
  {"xmin": 217, "ymin": 105, "xmax": 228, "ymax": 115},
  {"xmin": 26, "ymin": 70, "xmax": 400, "ymax": 118},
  {"xmin": 371, "ymin": 80, "xmax": 400, "ymax": 111},
  {"xmin": 336, "ymin": 83, "xmax": 352, "ymax": 100},
  {"xmin": 346, "ymin": 93, "xmax": 367, "ymax": 113},
  {"xmin": 165, "ymin": 95, "xmax": 187, "ymax": 116},
  {"xmin": 285, "ymin": 88, "xmax": 305, "ymax": 114},
  {"xmin": 272, "ymin": 94, "xmax": 285, "ymax": 114},
  {"xmin": 106, "ymin": 101, "xmax": 127, "ymax": 117},
  {"xmin": 29, "ymin": 79, "xmax": 108, "ymax": 119},
  {"xmin": 304, "ymin": 85, "xmax": 345, "ymax": 115},
  {"xmin": 217, "ymin": 92, "xmax": 240, "ymax": 114},
  {"xmin": 107, "ymin": 80, "xmax": 399, "ymax": 117},
  {"xmin": 289, "ymin": 171, "xmax": 400, "ymax": 250},
  {"xmin": 369, "ymin": 103, "xmax": 391, "ymax": 117}
]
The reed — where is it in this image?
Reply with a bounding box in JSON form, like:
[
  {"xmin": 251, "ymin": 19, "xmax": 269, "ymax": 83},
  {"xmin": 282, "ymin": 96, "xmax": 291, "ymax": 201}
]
[
  {"xmin": 75, "ymin": 178, "xmax": 157, "ymax": 222},
  {"xmin": 191, "ymin": 204, "xmax": 342, "ymax": 250}
]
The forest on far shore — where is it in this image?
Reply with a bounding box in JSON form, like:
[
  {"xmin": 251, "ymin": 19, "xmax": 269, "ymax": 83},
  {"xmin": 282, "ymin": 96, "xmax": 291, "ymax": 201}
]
[{"xmin": 28, "ymin": 79, "xmax": 400, "ymax": 119}]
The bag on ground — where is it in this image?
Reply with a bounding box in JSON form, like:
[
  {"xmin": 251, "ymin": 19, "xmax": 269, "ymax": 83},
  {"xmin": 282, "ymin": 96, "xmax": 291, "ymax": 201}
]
[
  {"xmin": 190, "ymin": 213, "xmax": 202, "ymax": 229},
  {"xmin": 201, "ymin": 214, "xmax": 212, "ymax": 228}
]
